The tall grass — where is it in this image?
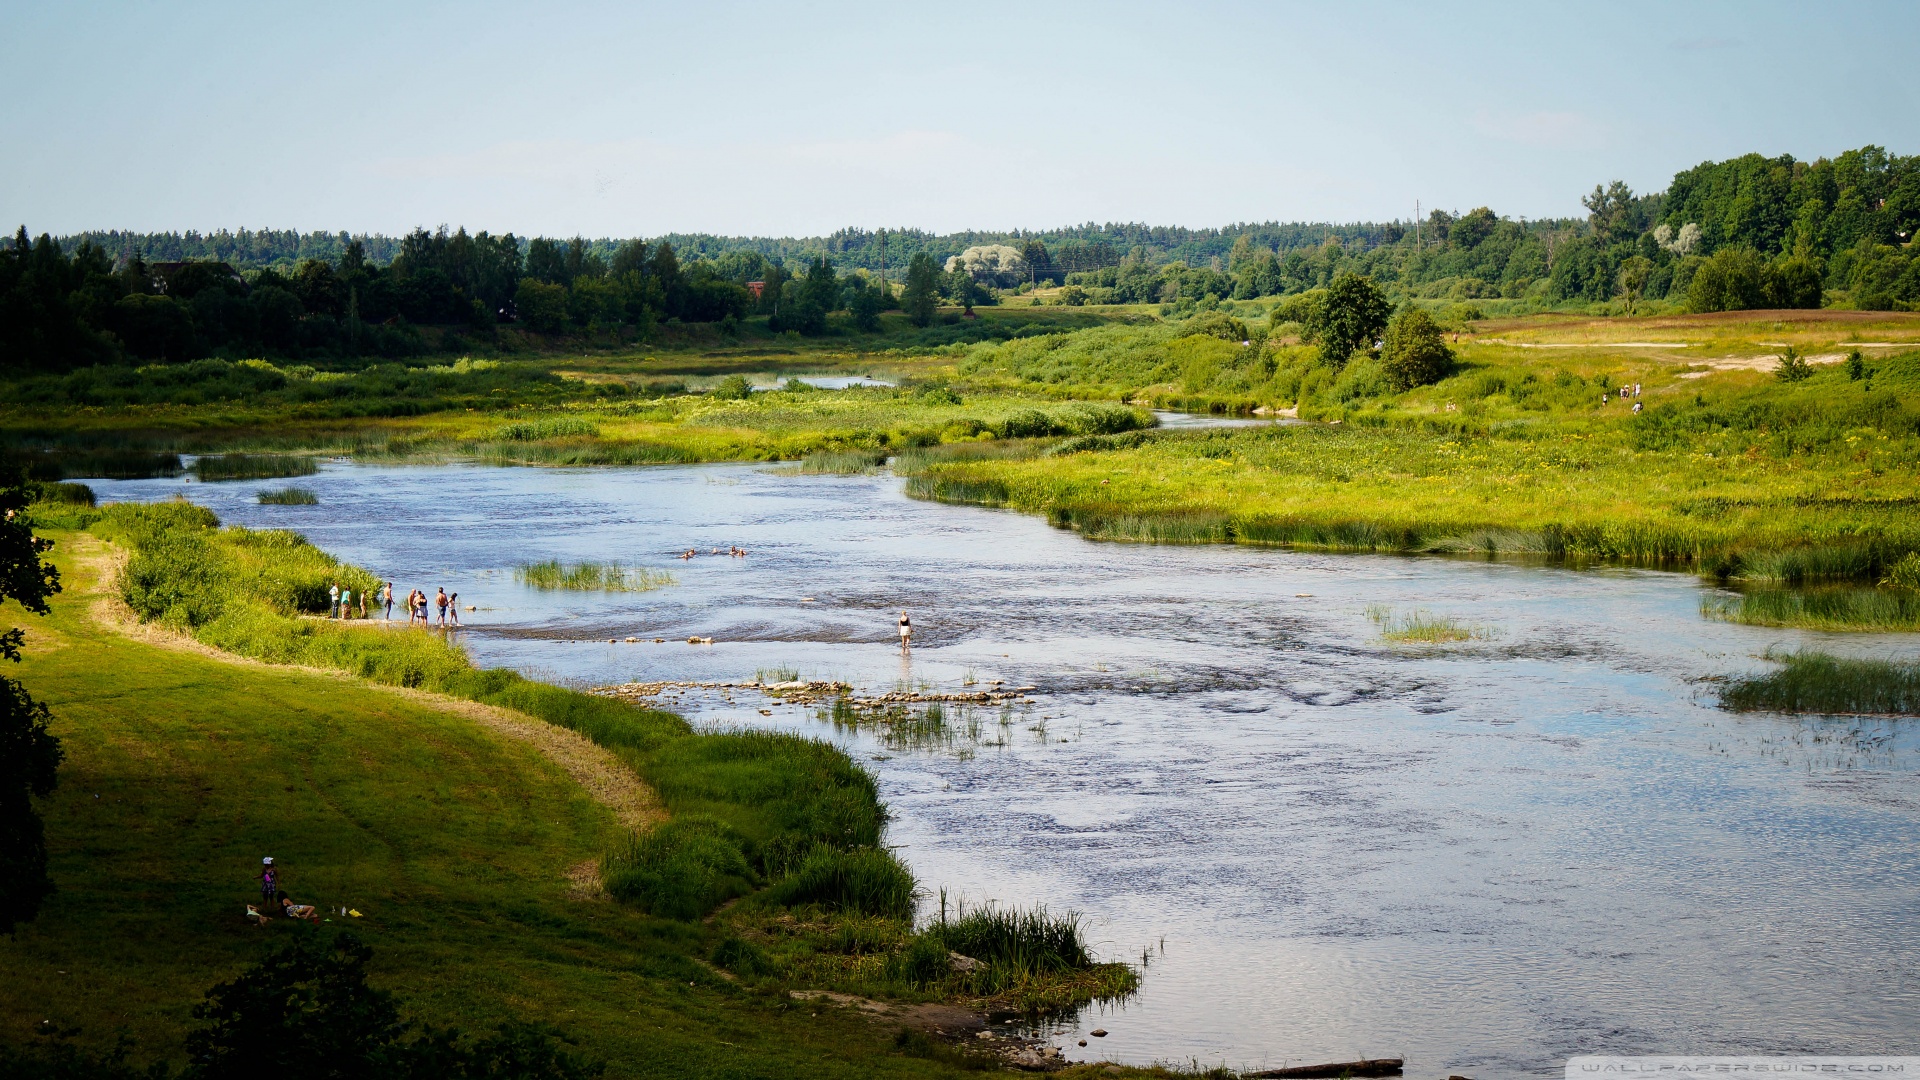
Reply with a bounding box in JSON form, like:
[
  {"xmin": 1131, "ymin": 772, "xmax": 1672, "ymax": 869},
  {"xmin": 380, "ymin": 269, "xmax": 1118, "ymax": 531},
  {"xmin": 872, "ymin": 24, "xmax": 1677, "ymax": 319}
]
[
  {"xmin": 601, "ymin": 817, "xmax": 756, "ymax": 919},
  {"xmin": 798, "ymin": 449, "xmax": 888, "ymax": 474},
  {"xmin": 258, "ymin": 487, "xmax": 319, "ymax": 505},
  {"xmin": 930, "ymin": 904, "xmax": 1091, "ymax": 974},
  {"xmin": 1722, "ymin": 651, "xmax": 1920, "ymax": 715},
  {"xmin": 1704, "ymin": 587, "xmax": 1920, "ymax": 632},
  {"xmin": 514, "ymin": 560, "xmax": 674, "ymax": 592},
  {"xmin": 756, "ymin": 846, "xmax": 917, "ymax": 919},
  {"xmin": 190, "ymin": 454, "xmax": 318, "ymax": 481},
  {"xmin": 1367, "ymin": 605, "xmax": 1491, "ymax": 643},
  {"xmin": 492, "ymin": 416, "xmax": 600, "ymax": 441}
]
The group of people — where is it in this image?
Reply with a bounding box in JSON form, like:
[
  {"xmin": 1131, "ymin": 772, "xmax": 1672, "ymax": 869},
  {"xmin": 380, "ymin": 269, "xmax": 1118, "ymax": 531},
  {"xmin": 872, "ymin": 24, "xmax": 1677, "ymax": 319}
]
[
  {"xmin": 680, "ymin": 546, "xmax": 749, "ymax": 560},
  {"xmin": 1602, "ymin": 382, "xmax": 1644, "ymax": 413},
  {"xmin": 249, "ymin": 856, "xmax": 318, "ymax": 924},
  {"xmin": 326, "ymin": 581, "xmax": 458, "ymax": 626}
]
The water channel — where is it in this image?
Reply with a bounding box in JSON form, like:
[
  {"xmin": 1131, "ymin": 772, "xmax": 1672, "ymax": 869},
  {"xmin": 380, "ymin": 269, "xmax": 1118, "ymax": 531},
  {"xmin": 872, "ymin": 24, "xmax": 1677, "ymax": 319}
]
[{"xmin": 83, "ymin": 458, "xmax": 1920, "ymax": 1077}]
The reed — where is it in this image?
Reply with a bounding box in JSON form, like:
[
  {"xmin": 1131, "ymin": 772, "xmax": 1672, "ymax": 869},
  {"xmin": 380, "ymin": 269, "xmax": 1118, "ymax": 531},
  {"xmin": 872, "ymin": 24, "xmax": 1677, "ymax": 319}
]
[
  {"xmin": 1367, "ymin": 605, "xmax": 1492, "ymax": 643},
  {"xmin": 190, "ymin": 453, "xmax": 317, "ymax": 482},
  {"xmin": 1703, "ymin": 586, "xmax": 1920, "ymax": 632},
  {"xmin": 1721, "ymin": 651, "xmax": 1920, "ymax": 715},
  {"xmin": 514, "ymin": 560, "xmax": 674, "ymax": 592},
  {"xmin": 929, "ymin": 903, "xmax": 1092, "ymax": 975},
  {"xmin": 257, "ymin": 487, "xmax": 318, "ymax": 505},
  {"xmin": 798, "ymin": 448, "xmax": 888, "ymax": 474},
  {"xmin": 491, "ymin": 416, "xmax": 600, "ymax": 441}
]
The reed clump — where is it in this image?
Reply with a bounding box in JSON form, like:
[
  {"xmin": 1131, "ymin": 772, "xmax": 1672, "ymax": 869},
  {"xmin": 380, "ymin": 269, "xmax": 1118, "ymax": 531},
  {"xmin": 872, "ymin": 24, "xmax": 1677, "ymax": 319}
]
[
  {"xmin": 798, "ymin": 449, "xmax": 889, "ymax": 474},
  {"xmin": 514, "ymin": 560, "xmax": 674, "ymax": 592},
  {"xmin": 258, "ymin": 487, "xmax": 318, "ymax": 505},
  {"xmin": 1722, "ymin": 651, "xmax": 1920, "ymax": 715},
  {"xmin": 1367, "ymin": 605, "xmax": 1492, "ymax": 644},
  {"xmin": 1703, "ymin": 587, "xmax": 1920, "ymax": 632},
  {"xmin": 190, "ymin": 453, "xmax": 318, "ymax": 482}
]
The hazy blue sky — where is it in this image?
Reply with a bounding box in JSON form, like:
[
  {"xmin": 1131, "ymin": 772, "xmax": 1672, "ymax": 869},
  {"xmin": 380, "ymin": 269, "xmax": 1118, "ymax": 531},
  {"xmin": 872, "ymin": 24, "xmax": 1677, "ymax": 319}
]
[{"xmin": 4, "ymin": 1, "xmax": 1916, "ymax": 237}]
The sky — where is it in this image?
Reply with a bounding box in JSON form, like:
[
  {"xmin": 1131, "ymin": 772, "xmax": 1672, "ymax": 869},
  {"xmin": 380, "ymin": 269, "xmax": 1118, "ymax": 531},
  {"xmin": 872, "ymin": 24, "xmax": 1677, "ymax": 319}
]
[{"xmin": 4, "ymin": 0, "xmax": 1918, "ymax": 238}]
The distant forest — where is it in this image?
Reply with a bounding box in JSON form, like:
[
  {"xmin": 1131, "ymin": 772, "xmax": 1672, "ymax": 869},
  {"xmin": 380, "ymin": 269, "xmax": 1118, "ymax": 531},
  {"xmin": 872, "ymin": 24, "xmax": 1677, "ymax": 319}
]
[{"xmin": 4, "ymin": 145, "xmax": 1918, "ymax": 370}]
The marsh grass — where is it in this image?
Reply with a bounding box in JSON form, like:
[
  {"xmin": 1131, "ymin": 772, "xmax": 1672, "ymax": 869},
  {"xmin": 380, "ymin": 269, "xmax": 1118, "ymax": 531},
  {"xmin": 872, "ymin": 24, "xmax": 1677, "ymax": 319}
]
[
  {"xmin": 799, "ymin": 448, "xmax": 889, "ymax": 474},
  {"xmin": 190, "ymin": 453, "xmax": 317, "ymax": 482},
  {"xmin": 257, "ymin": 487, "xmax": 318, "ymax": 505},
  {"xmin": 492, "ymin": 416, "xmax": 600, "ymax": 441},
  {"xmin": 1367, "ymin": 604, "xmax": 1491, "ymax": 643},
  {"xmin": 756, "ymin": 665, "xmax": 801, "ymax": 684},
  {"xmin": 514, "ymin": 560, "xmax": 675, "ymax": 592},
  {"xmin": 1721, "ymin": 651, "xmax": 1920, "ymax": 715},
  {"xmin": 756, "ymin": 846, "xmax": 918, "ymax": 920},
  {"xmin": 1703, "ymin": 586, "xmax": 1920, "ymax": 632}
]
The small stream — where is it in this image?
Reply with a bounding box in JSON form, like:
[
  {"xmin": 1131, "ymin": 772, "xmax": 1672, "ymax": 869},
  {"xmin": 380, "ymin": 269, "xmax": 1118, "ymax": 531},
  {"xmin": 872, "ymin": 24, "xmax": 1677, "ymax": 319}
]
[{"xmin": 82, "ymin": 459, "xmax": 1920, "ymax": 1077}]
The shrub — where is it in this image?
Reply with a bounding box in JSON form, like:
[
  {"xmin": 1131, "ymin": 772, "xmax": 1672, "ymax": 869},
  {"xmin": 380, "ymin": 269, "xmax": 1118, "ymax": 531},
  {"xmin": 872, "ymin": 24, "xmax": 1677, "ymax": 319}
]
[
  {"xmin": 1380, "ymin": 308, "xmax": 1455, "ymax": 390},
  {"xmin": 883, "ymin": 934, "xmax": 952, "ymax": 988},
  {"xmin": 708, "ymin": 375, "xmax": 754, "ymax": 400}
]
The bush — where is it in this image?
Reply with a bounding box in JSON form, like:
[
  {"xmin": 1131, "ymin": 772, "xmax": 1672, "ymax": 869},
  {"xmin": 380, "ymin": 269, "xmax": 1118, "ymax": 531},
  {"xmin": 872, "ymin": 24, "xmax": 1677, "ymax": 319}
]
[
  {"xmin": 759, "ymin": 846, "xmax": 916, "ymax": 919},
  {"xmin": 1380, "ymin": 308, "xmax": 1455, "ymax": 390},
  {"xmin": 601, "ymin": 817, "xmax": 756, "ymax": 920},
  {"xmin": 708, "ymin": 375, "xmax": 754, "ymax": 401}
]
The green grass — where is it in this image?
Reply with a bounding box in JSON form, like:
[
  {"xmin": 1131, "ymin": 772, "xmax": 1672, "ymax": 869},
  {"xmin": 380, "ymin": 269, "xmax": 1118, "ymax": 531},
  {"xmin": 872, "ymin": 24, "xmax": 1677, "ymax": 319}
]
[
  {"xmin": 1721, "ymin": 651, "xmax": 1920, "ymax": 714},
  {"xmin": 1366, "ymin": 605, "xmax": 1491, "ymax": 643},
  {"xmin": 257, "ymin": 486, "xmax": 319, "ymax": 505},
  {"xmin": 515, "ymin": 560, "xmax": 675, "ymax": 593},
  {"xmin": 799, "ymin": 449, "xmax": 890, "ymax": 474},
  {"xmin": 0, "ymin": 544, "xmax": 982, "ymax": 1078}
]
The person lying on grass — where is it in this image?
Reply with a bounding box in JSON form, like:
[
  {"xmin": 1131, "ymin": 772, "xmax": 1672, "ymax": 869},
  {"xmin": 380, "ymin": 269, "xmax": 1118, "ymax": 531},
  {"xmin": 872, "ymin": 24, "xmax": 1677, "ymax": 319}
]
[{"xmin": 279, "ymin": 897, "xmax": 319, "ymax": 922}]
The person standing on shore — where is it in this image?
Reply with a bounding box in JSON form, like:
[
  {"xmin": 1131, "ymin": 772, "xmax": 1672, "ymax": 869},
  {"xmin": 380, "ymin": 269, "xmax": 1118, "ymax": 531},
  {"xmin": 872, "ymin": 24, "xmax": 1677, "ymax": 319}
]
[
  {"xmin": 382, "ymin": 582, "xmax": 393, "ymax": 620},
  {"xmin": 436, "ymin": 588, "xmax": 449, "ymax": 626},
  {"xmin": 328, "ymin": 583, "xmax": 340, "ymax": 619},
  {"xmin": 448, "ymin": 592, "xmax": 460, "ymax": 627},
  {"xmin": 897, "ymin": 610, "xmax": 912, "ymax": 650}
]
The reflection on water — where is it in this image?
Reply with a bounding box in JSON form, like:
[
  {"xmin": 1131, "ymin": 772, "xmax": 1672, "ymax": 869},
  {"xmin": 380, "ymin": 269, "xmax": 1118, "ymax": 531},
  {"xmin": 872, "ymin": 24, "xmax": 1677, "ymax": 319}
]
[{"xmin": 84, "ymin": 462, "xmax": 1920, "ymax": 1077}]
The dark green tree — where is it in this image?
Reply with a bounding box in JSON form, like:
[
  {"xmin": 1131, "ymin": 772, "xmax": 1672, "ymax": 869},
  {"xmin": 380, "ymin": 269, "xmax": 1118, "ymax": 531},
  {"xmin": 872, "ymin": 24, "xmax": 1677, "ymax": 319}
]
[
  {"xmin": 902, "ymin": 252, "xmax": 938, "ymax": 327},
  {"xmin": 1312, "ymin": 272, "xmax": 1390, "ymax": 368},
  {"xmin": 0, "ymin": 479, "xmax": 62, "ymax": 936},
  {"xmin": 848, "ymin": 277, "xmax": 883, "ymax": 332},
  {"xmin": 1379, "ymin": 308, "xmax": 1455, "ymax": 390}
]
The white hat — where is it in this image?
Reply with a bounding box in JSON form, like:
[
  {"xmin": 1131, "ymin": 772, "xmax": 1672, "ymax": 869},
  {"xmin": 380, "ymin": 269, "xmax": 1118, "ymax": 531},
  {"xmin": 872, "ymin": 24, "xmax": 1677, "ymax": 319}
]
[{"xmin": 263, "ymin": 856, "xmax": 274, "ymax": 865}]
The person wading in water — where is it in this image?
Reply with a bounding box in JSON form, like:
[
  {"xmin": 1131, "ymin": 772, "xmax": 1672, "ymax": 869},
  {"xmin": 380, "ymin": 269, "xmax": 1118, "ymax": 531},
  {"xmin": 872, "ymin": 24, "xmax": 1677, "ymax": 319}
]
[{"xmin": 897, "ymin": 610, "xmax": 912, "ymax": 650}]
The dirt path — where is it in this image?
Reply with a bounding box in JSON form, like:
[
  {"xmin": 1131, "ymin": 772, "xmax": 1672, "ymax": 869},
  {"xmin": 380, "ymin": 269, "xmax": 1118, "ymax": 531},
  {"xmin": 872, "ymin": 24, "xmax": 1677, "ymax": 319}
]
[{"xmin": 71, "ymin": 535, "xmax": 664, "ymax": 837}]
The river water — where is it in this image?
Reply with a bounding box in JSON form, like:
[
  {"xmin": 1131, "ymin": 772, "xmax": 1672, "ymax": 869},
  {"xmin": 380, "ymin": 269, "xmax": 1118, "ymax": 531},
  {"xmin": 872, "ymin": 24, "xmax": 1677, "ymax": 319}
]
[{"xmin": 83, "ymin": 460, "xmax": 1920, "ymax": 1077}]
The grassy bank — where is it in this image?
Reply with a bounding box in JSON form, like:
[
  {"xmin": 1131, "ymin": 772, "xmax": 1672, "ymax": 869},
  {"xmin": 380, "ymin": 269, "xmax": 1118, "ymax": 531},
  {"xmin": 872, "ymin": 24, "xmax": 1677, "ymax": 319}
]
[{"xmin": 5, "ymin": 496, "xmax": 1135, "ymax": 1070}]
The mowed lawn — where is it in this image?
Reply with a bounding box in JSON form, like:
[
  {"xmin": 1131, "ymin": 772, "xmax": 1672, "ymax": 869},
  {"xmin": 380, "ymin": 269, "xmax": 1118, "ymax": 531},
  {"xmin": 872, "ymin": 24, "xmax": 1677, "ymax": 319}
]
[{"xmin": 0, "ymin": 543, "xmax": 965, "ymax": 1079}]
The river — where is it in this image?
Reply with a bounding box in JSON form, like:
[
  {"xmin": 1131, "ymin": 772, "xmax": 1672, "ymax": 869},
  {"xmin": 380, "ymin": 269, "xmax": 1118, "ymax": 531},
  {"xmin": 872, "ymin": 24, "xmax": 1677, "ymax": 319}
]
[{"xmin": 82, "ymin": 460, "xmax": 1920, "ymax": 1077}]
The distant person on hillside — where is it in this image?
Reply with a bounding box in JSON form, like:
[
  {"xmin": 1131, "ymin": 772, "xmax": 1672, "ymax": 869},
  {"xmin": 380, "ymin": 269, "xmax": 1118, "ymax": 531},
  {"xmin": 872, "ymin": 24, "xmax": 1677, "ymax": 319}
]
[
  {"xmin": 898, "ymin": 611, "xmax": 912, "ymax": 649},
  {"xmin": 279, "ymin": 896, "xmax": 319, "ymax": 922},
  {"xmin": 328, "ymin": 583, "xmax": 340, "ymax": 618}
]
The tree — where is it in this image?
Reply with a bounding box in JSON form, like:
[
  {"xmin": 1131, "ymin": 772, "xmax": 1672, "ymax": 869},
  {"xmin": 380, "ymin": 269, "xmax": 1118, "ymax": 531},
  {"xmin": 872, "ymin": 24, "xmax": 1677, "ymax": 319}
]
[
  {"xmin": 0, "ymin": 479, "xmax": 62, "ymax": 935},
  {"xmin": 513, "ymin": 279, "xmax": 568, "ymax": 334},
  {"xmin": 1687, "ymin": 247, "xmax": 1768, "ymax": 312},
  {"xmin": 1312, "ymin": 272, "xmax": 1390, "ymax": 368},
  {"xmin": 848, "ymin": 278, "xmax": 883, "ymax": 332},
  {"xmin": 902, "ymin": 252, "xmax": 938, "ymax": 327},
  {"xmin": 1616, "ymin": 256, "xmax": 1653, "ymax": 314},
  {"xmin": 1379, "ymin": 308, "xmax": 1455, "ymax": 390}
]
